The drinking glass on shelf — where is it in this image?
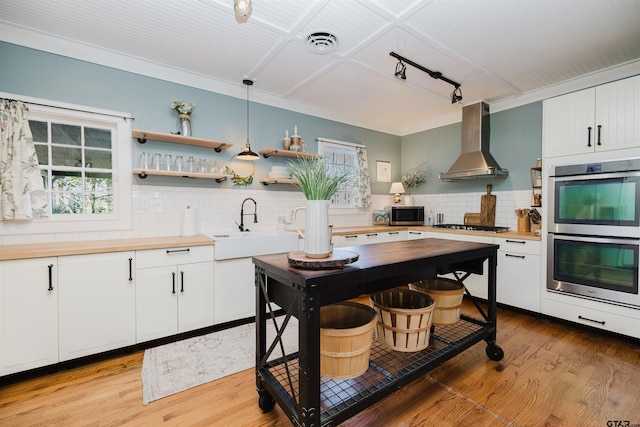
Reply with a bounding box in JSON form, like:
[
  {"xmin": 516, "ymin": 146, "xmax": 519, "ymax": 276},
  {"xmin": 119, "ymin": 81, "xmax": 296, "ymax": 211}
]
[
  {"xmin": 198, "ymin": 159, "xmax": 207, "ymax": 173},
  {"xmin": 187, "ymin": 156, "xmax": 196, "ymax": 173},
  {"xmin": 152, "ymin": 153, "xmax": 161, "ymax": 170},
  {"xmin": 139, "ymin": 152, "xmax": 149, "ymax": 169},
  {"xmin": 175, "ymin": 156, "xmax": 184, "ymax": 172},
  {"xmin": 164, "ymin": 154, "xmax": 172, "ymax": 171}
]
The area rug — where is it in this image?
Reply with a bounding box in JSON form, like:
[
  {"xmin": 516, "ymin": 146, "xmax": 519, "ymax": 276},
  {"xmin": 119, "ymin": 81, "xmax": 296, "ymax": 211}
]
[{"xmin": 141, "ymin": 317, "xmax": 298, "ymax": 404}]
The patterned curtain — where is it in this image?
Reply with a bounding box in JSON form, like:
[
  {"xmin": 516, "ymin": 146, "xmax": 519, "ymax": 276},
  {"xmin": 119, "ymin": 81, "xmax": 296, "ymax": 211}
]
[
  {"xmin": 0, "ymin": 99, "xmax": 48, "ymax": 220},
  {"xmin": 353, "ymin": 146, "xmax": 372, "ymax": 208}
]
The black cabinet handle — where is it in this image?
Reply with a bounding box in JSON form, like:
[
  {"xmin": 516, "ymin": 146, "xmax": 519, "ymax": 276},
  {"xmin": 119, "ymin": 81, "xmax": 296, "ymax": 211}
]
[
  {"xmin": 587, "ymin": 126, "xmax": 592, "ymax": 147},
  {"xmin": 366, "ymin": 233, "xmax": 378, "ymax": 237},
  {"xmin": 166, "ymin": 248, "xmax": 190, "ymax": 254},
  {"xmin": 505, "ymin": 239, "xmax": 526, "ymax": 244},
  {"xmin": 388, "ymin": 231, "xmax": 399, "ymax": 235},
  {"xmin": 345, "ymin": 235, "xmax": 358, "ymax": 239},
  {"xmin": 172, "ymin": 272, "xmax": 176, "ymax": 294},
  {"xmin": 48, "ymin": 264, "xmax": 54, "ymax": 291},
  {"xmin": 596, "ymin": 125, "xmax": 602, "ymax": 146},
  {"xmin": 578, "ymin": 315, "xmax": 605, "ymax": 325},
  {"xmin": 128, "ymin": 258, "xmax": 133, "ymax": 281},
  {"xmin": 505, "ymin": 253, "xmax": 525, "ymax": 259},
  {"xmin": 180, "ymin": 271, "xmax": 184, "ymax": 293},
  {"xmin": 409, "ymin": 231, "xmax": 422, "ymax": 235}
]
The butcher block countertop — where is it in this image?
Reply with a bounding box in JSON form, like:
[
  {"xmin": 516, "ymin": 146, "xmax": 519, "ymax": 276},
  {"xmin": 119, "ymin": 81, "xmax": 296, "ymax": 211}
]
[
  {"xmin": 1, "ymin": 225, "xmax": 539, "ymax": 262},
  {"xmin": 331, "ymin": 225, "xmax": 541, "ymax": 241},
  {"xmin": 0, "ymin": 235, "xmax": 213, "ymax": 261}
]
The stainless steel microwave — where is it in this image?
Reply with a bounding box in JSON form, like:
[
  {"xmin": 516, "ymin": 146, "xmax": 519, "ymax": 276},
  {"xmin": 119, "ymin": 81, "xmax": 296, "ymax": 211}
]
[{"xmin": 386, "ymin": 205, "xmax": 425, "ymax": 226}]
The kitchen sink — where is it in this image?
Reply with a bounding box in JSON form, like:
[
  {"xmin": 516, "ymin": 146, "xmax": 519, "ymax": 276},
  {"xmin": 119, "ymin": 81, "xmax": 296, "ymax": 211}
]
[{"xmin": 210, "ymin": 231, "xmax": 299, "ymax": 260}]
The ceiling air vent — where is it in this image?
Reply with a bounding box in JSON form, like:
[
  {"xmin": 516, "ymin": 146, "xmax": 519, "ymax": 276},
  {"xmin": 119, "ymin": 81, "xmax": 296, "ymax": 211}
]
[{"xmin": 305, "ymin": 32, "xmax": 338, "ymax": 55}]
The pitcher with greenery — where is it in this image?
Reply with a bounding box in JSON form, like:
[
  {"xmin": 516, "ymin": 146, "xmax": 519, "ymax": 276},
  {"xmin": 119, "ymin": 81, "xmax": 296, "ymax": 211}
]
[{"xmin": 288, "ymin": 158, "xmax": 352, "ymax": 258}]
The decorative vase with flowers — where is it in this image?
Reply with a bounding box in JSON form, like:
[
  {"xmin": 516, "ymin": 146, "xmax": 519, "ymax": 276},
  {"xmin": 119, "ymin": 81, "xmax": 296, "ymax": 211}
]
[
  {"xmin": 401, "ymin": 167, "xmax": 426, "ymax": 205},
  {"xmin": 171, "ymin": 99, "xmax": 196, "ymax": 137},
  {"xmin": 288, "ymin": 157, "xmax": 352, "ymax": 258}
]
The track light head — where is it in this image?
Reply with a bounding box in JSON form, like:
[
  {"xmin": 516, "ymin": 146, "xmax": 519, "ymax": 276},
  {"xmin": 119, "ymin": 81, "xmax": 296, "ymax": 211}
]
[
  {"xmin": 394, "ymin": 60, "xmax": 407, "ymax": 80},
  {"xmin": 451, "ymin": 86, "xmax": 463, "ymax": 104}
]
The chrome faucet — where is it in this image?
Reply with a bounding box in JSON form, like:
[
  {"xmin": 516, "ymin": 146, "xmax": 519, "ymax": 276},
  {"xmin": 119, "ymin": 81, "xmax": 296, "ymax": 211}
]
[{"xmin": 238, "ymin": 197, "xmax": 257, "ymax": 232}]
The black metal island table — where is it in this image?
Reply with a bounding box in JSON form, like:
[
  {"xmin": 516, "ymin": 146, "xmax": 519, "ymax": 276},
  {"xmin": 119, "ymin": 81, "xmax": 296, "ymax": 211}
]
[{"xmin": 252, "ymin": 238, "xmax": 504, "ymax": 427}]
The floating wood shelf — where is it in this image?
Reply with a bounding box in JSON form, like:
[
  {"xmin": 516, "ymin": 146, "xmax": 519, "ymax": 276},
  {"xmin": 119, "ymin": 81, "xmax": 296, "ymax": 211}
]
[
  {"xmin": 132, "ymin": 129, "xmax": 232, "ymax": 152},
  {"xmin": 133, "ymin": 169, "xmax": 230, "ymax": 182},
  {"xmin": 259, "ymin": 178, "xmax": 298, "ymax": 186},
  {"xmin": 259, "ymin": 149, "xmax": 321, "ymax": 159}
]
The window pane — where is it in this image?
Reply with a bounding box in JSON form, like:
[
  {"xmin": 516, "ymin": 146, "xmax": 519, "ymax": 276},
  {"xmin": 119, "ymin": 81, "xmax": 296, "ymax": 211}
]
[
  {"xmin": 35, "ymin": 144, "xmax": 49, "ymax": 165},
  {"xmin": 86, "ymin": 194, "xmax": 114, "ymax": 214},
  {"xmin": 52, "ymin": 123, "xmax": 81, "ymax": 146},
  {"xmin": 51, "ymin": 191, "xmax": 83, "ymax": 214},
  {"xmin": 52, "ymin": 146, "xmax": 83, "ymax": 167},
  {"xmin": 85, "ymin": 149, "xmax": 112, "ymax": 169},
  {"xmin": 85, "ymin": 172, "xmax": 113, "ymax": 192},
  {"xmin": 85, "ymin": 127, "xmax": 112, "ymax": 149},
  {"xmin": 29, "ymin": 120, "xmax": 48, "ymax": 142}
]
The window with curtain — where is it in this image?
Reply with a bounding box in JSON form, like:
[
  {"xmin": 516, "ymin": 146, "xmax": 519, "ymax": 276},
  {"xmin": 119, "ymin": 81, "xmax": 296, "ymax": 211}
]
[
  {"xmin": 318, "ymin": 138, "xmax": 371, "ymax": 209},
  {"xmin": 0, "ymin": 94, "xmax": 132, "ymax": 235}
]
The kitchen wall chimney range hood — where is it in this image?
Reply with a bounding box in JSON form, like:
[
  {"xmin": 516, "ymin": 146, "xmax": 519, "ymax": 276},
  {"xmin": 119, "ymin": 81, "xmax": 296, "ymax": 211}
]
[{"xmin": 439, "ymin": 102, "xmax": 509, "ymax": 181}]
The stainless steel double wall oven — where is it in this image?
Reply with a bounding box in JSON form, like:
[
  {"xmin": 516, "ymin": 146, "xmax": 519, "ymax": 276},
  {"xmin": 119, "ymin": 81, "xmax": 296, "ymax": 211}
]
[{"xmin": 547, "ymin": 158, "xmax": 640, "ymax": 308}]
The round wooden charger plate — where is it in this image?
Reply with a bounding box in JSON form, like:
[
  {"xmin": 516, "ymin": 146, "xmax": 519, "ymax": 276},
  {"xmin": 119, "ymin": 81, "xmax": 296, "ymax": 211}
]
[{"xmin": 287, "ymin": 250, "xmax": 359, "ymax": 270}]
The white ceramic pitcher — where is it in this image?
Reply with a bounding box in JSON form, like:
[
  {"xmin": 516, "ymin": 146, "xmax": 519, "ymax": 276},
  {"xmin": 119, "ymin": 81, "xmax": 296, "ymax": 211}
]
[{"xmin": 293, "ymin": 200, "xmax": 333, "ymax": 259}]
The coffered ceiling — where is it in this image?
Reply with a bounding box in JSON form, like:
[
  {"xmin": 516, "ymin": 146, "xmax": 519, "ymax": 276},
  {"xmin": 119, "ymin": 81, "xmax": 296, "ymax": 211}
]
[{"xmin": 1, "ymin": 0, "xmax": 639, "ymax": 135}]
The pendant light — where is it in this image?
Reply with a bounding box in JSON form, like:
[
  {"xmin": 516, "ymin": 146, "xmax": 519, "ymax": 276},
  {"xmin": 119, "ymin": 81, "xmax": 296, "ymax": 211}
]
[{"xmin": 237, "ymin": 79, "xmax": 260, "ymax": 160}]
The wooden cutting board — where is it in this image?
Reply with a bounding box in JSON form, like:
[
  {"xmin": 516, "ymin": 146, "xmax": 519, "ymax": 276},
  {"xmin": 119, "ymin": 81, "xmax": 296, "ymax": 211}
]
[{"xmin": 480, "ymin": 184, "xmax": 496, "ymax": 226}]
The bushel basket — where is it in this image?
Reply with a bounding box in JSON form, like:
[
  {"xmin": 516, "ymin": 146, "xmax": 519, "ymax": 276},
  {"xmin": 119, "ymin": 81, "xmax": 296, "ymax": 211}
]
[
  {"xmin": 409, "ymin": 277, "xmax": 465, "ymax": 325},
  {"xmin": 369, "ymin": 288, "xmax": 435, "ymax": 352}
]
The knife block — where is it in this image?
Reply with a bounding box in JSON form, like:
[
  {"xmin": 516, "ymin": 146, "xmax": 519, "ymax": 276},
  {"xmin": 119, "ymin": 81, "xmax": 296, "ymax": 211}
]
[{"xmin": 517, "ymin": 217, "xmax": 531, "ymax": 233}]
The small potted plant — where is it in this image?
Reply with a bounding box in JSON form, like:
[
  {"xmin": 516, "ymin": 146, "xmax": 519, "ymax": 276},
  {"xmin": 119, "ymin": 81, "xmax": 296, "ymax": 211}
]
[
  {"xmin": 288, "ymin": 158, "xmax": 352, "ymax": 258},
  {"xmin": 401, "ymin": 167, "xmax": 426, "ymax": 205}
]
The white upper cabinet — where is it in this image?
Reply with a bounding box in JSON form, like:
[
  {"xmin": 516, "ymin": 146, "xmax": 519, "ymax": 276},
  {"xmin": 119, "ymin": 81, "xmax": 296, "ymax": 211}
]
[{"xmin": 543, "ymin": 75, "xmax": 640, "ymax": 158}]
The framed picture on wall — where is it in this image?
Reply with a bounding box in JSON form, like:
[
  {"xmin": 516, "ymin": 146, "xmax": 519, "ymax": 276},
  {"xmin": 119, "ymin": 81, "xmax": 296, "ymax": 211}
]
[{"xmin": 376, "ymin": 160, "xmax": 390, "ymax": 182}]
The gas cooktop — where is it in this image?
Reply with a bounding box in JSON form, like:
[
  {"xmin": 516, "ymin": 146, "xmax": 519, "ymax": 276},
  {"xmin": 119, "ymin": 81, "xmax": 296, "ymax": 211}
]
[{"xmin": 432, "ymin": 224, "xmax": 510, "ymax": 233}]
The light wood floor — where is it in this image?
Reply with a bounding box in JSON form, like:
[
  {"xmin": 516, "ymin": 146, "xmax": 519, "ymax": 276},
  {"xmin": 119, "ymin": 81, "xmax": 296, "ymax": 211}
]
[{"xmin": 1, "ymin": 302, "xmax": 639, "ymax": 426}]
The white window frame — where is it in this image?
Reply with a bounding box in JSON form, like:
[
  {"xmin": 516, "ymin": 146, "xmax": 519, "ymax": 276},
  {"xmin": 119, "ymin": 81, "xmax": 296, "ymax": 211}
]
[
  {"xmin": 317, "ymin": 137, "xmax": 364, "ymax": 213},
  {"xmin": 0, "ymin": 93, "xmax": 132, "ymax": 236}
]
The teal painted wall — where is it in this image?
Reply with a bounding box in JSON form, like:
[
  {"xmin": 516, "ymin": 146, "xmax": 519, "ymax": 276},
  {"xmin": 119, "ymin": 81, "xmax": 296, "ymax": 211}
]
[
  {"xmin": 1, "ymin": 42, "xmax": 541, "ymax": 194},
  {"xmin": 401, "ymin": 102, "xmax": 542, "ymax": 193},
  {"xmin": 0, "ymin": 42, "xmax": 401, "ymax": 194}
]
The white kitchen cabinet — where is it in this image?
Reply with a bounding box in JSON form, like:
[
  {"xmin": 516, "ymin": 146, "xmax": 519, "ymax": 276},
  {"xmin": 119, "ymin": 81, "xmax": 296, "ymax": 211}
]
[
  {"xmin": 495, "ymin": 238, "xmax": 541, "ymax": 312},
  {"xmin": 543, "ymin": 75, "xmax": 640, "ymax": 158},
  {"xmin": 542, "ymin": 291, "xmax": 640, "ymax": 339},
  {"xmin": 213, "ymin": 257, "xmax": 255, "ymax": 324},
  {"xmin": 0, "ymin": 258, "xmax": 58, "ymax": 376},
  {"xmin": 136, "ymin": 245, "xmax": 214, "ymax": 343},
  {"xmin": 57, "ymin": 252, "xmax": 136, "ymax": 361}
]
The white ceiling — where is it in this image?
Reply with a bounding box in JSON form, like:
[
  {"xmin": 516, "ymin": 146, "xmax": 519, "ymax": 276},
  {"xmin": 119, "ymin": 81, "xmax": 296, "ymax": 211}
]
[{"xmin": 2, "ymin": 0, "xmax": 640, "ymax": 135}]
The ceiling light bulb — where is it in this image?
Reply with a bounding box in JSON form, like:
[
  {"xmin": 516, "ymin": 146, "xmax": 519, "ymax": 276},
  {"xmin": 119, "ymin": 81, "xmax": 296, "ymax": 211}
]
[{"xmin": 234, "ymin": 0, "xmax": 252, "ymax": 23}]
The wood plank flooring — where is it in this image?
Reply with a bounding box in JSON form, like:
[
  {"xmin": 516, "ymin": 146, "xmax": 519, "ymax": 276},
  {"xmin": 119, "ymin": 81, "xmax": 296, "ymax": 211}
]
[{"xmin": 1, "ymin": 302, "xmax": 639, "ymax": 426}]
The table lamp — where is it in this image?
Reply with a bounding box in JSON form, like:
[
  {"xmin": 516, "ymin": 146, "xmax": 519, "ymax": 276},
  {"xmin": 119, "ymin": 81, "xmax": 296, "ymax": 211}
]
[{"xmin": 389, "ymin": 182, "xmax": 405, "ymax": 204}]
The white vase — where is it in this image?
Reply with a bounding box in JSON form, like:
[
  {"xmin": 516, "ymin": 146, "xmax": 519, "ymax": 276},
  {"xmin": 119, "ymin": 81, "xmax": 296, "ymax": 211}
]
[
  {"xmin": 293, "ymin": 200, "xmax": 332, "ymax": 259},
  {"xmin": 405, "ymin": 195, "xmax": 414, "ymax": 206}
]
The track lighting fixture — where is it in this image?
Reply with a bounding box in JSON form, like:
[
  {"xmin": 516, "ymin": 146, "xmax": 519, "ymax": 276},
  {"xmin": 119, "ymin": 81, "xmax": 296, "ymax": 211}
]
[
  {"xmin": 390, "ymin": 51, "xmax": 462, "ymax": 103},
  {"xmin": 451, "ymin": 86, "xmax": 463, "ymax": 104},
  {"xmin": 237, "ymin": 79, "xmax": 260, "ymax": 161},
  {"xmin": 234, "ymin": 0, "xmax": 252, "ymax": 23},
  {"xmin": 394, "ymin": 60, "xmax": 406, "ymax": 80}
]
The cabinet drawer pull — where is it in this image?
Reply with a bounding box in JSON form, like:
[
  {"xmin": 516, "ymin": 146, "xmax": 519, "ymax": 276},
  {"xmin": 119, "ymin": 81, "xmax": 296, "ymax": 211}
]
[
  {"xmin": 172, "ymin": 272, "xmax": 176, "ymax": 294},
  {"xmin": 409, "ymin": 231, "xmax": 422, "ymax": 235},
  {"xmin": 128, "ymin": 258, "xmax": 133, "ymax": 281},
  {"xmin": 166, "ymin": 248, "xmax": 190, "ymax": 254},
  {"xmin": 505, "ymin": 254, "xmax": 525, "ymax": 259},
  {"xmin": 366, "ymin": 233, "xmax": 378, "ymax": 237},
  {"xmin": 48, "ymin": 264, "xmax": 54, "ymax": 291},
  {"xmin": 596, "ymin": 125, "xmax": 602, "ymax": 146},
  {"xmin": 505, "ymin": 239, "xmax": 526, "ymax": 244},
  {"xmin": 180, "ymin": 271, "xmax": 185, "ymax": 292},
  {"xmin": 587, "ymin": 126, "xmax": 592, "ymax": 147},
  {"xmin": 388, "ymin": 232, "xmax": 399, "ymax": 235},
  {"xmin": 345, "ymin": 235, "xmax": 358, "ymax": 239},
  {"xmin": 578, "ymin": 315, "xmax": 605, "ymax": 325}
]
